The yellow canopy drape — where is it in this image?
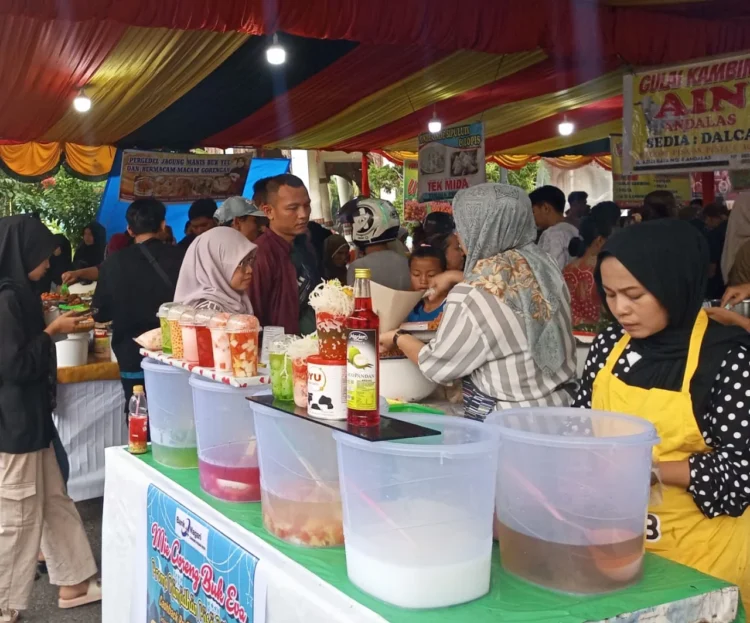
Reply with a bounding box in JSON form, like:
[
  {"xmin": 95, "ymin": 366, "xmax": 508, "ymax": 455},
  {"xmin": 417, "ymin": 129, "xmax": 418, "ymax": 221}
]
[{"xmin": 0, "ymin": 142, "xmax": 115, "ymax": 179}]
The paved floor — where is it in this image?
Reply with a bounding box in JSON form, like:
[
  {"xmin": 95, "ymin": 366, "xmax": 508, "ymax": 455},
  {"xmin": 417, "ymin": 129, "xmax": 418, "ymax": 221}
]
[{"xmin": 23, "ymin": 498, "xmax": 103, "ymax": 623}]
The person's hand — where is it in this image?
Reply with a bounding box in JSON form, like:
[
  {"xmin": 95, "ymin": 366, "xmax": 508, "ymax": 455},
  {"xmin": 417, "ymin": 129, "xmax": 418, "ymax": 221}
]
[
  {"xmin": 706, "ymin": 306, "xmax": 750, "ymax": 332},
  {"xmin": 427, "ymin": 270, "xmax": 463, "ymax": 302},
  {"xmin": 379, "ymin": 330, "xmax": 398, "ymax": 352},
  {"xmin": 45, "ymin": 311, "xmax": 82, "ymax": 336},
  {"xmin": 61, "ymin": 271, "xmax": 79, "ymax": 285},
  {"xmin": 721, "ymin": 283, "xmax": 750, "ymax": 308}
]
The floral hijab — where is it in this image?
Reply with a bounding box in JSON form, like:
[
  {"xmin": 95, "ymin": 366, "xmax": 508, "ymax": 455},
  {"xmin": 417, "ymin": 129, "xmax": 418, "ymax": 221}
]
[{"xmin": 452, "ymin": 183, "xmax": 570, "ymax": 376}]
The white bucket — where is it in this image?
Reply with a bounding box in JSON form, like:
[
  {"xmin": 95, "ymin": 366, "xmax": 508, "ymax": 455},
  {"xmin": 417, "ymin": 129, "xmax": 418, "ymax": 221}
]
[{"xmin": 55, "ymin": 333, "xmax": 89, "ymax": 368}]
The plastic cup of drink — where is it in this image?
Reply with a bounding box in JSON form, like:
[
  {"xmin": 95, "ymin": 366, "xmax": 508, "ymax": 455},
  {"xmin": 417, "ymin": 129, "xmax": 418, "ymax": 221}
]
[
  {"xmin": 179, "ymin": 309, "xmax": 200, "ymax": 364},
  {"xmin": 292, "ymin": 357, "xmax": 308, "ymax": 409},
  {"xmin": 208, "ymin": 313, "xmax": 233, "ymax": 374},
  {"xmin": 194, "ymin": 309, "xmax": 216, "ymax": 368},
  {"xmin": 269, "ymin": 352, "xmax": 294, "ymax": 401},
  {"xmin": 157, "ymin": 303, "xmax": 178, "ymax": 354},
  {"xmin": 226, "ymin": 314, "xmax": 261, "ymax": 378},
  {"xmin": 316, "ymin": 312, "xmax": 347, "ymax": 360},
  {"xmin": 166, "ymin": 304, "xmax": 191, "ymax": 360}
]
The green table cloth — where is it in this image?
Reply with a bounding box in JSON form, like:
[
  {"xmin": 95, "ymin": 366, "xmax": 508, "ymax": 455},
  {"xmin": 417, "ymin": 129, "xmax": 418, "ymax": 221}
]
[{"xmin": 136, "ymin": 451, "xmax": 743, "ymax": 623}]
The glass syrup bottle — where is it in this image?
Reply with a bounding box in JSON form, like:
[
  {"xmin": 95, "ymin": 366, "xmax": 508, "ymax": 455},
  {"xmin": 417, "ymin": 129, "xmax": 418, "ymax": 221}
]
[{"xmin": 346, "ymin": 268, "xmax": 380, "ymax": 427}]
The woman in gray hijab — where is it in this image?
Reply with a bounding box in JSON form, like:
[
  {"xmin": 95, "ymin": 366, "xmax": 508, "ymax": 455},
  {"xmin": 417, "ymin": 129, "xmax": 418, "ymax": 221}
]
[{"xmin": 380, "ymin": 183, "xmax": 577, "ymax": 420}]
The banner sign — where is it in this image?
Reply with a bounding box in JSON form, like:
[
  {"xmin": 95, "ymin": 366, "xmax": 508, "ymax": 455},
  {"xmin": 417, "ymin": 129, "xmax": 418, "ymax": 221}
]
[
  {"xmin": 623, "ymin": 53, "xmax": 750, "ymax": 174},
  {"xmin": 611, "ymin": 135, "xmax": 692, "ymax": 208},
  {"xmin": 418, "ymin": 122, "xmax": 485, "ymax": 201},
  {"xmin": 147, "ymin": 485, "xmax": 261, "ymax": 623},
  {"xmin": 403, "ymin": 159, "xmax": 419, "ymax": 202},
  {"xmin": 120, "ymin": 150, "xmax": 250, "ymax": 204}
]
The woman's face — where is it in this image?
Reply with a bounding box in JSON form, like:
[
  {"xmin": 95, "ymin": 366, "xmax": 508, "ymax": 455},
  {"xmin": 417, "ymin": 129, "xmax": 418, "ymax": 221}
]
[
  {"xmin": 444, "ymin": 233, "xmax": 465, "ymax": 271},
  {"xmin": 53, "ymin": 246, "xmax": 62, "ymax": 257},
  {"xmin": 410, "ymin": 256, "xmax": 443, "ymax": 291},
  {"xmin": 600, "ymin": 257, "xmax": 668, "ymax": 338},
  {"xmin": 233, "ymin": 216, "xmax": 260, "ymax": 242},
  {"xmin": 83, "ymin": 228, "xmax": 95, "ymax": 246},
  {"xmin": 27, "ymin": 258, "xmax": 50, "ymax": 282},
  {"xmin": 230, "ymin": 253, "xmax": 255, "ymax": 292}
]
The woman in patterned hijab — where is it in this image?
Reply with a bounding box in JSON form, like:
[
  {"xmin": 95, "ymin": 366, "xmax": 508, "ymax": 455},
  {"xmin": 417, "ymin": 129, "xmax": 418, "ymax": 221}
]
[
  {"xmin": 455, "ymin": 183, "xmax": 572, "ymax": 377},
  {"xmin": 381, "ymin": 183, "xmax": 576, "ymax": 420}
]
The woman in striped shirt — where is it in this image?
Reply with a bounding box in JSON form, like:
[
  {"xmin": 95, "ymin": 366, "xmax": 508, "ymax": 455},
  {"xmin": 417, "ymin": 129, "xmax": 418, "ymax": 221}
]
[{"xmin": 381, "ymin": 183, "xmax": 577, "ymax": 420}]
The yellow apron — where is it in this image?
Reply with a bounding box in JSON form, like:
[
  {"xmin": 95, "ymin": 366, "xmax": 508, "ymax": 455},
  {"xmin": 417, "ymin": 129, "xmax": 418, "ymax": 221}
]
[{"xmin": 592, "ymin": 310, "xmax": 750, "ymax": 609}]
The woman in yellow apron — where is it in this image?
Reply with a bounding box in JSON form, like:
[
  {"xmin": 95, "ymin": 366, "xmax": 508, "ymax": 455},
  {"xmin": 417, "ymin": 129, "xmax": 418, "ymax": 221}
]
[{"xmin": 574, "ymin": 219, "xmax": 750, "ymax": 612}]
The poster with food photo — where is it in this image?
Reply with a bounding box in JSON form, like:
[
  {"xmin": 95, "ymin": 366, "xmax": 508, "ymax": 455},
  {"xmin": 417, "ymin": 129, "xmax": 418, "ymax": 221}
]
[
  {"xmin": 417, "ymin": 122, "xmax": 485, "ymax": 202},
  {"xmin": 120, "ymin": 150, "xmax": 251, "ymax": 204}
]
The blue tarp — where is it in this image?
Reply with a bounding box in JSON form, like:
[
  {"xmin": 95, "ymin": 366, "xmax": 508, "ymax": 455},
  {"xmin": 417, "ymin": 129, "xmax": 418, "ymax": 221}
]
[{"xmin": 96, "ymin": 150, "xmax": 291, "ymax": 240}]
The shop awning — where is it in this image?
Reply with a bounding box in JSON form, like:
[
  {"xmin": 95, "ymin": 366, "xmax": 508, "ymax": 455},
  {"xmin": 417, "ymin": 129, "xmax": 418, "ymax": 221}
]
[{"xmin": 1, "ymin": 0, "xmax": 749, "ymax": 179}]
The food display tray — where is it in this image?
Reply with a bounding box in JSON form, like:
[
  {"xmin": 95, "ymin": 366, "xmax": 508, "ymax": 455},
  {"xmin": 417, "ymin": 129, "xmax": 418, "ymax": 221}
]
[
  {"xmin": 139, "ymin": 349, "xmax": 269, "ymax": 388},
  {"xmin": 247, "ymin": 394, "xmax": 440, "ymax": 442}
]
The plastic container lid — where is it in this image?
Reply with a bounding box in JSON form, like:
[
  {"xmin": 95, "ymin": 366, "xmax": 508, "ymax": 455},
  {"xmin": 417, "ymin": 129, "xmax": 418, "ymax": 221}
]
[
  {"xmin": 141, "ymin": 357, "xmax": 187, "ymax": 375},
  {"xmin": 189, "ymin": 374, "xmax": 260, "ymax": 394},
  {"xmin": 157, "ymin": 302, "xmax": 177, "ymax": 318},
  {"xmin": 166, "ymin": 304, "xmax": 192, "ymax": 321},
  {"xmin": 208, "ymin": 312, "xmax": 232, "ymax": 329},
  {"xmin": 307, "ymin": 354, "xmax": 346, "ymax": 366},
  {"xmin": 269, "ymin": 335, "xmax": 299, "ymax": 354},
  {"xmin": 226, "ymin": 314, "xmax": 260, "ymax": 332},
  {"xmin": 485, "ymin": 408, "xmax": 659, "ymax": 449},
  {"xmin": 193, "ymin": 309, "xmax": 217, "ymax": 327},
  {"xmin": 334, "ymin": 413, "xmax": 495, "ymax": 457},
  {"xmin": 179, "ymin": 308, "xmax": 199, "ymax": 326}
]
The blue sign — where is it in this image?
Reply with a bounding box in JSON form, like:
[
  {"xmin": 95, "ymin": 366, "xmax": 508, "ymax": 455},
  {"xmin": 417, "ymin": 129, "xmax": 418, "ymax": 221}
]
[{"xmin": 147, "ymin": 485, "xmax": 259, "ymax": 623}]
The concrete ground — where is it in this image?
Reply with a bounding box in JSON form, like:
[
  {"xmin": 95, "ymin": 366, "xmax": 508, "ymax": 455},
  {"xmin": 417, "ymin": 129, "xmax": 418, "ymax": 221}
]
[{"xmin": 23, "ymin": 498, "xmax": 103, "ymax": 623}]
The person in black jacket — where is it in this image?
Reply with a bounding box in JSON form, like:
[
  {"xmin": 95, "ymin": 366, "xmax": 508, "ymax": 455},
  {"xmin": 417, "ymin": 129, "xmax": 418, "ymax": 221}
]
[
  {"xmin": 0, "ymin": 215, "xmax": 100, "ymax": 622},
  {"xmin": 93, "ymin": 199, "xmax": 184, "ymax": 411}
]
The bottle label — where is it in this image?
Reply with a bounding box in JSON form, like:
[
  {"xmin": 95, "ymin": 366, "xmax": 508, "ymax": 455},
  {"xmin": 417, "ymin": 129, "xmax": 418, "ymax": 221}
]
[{"xmin": 347, "ymin": 329, "xmax": 378, "ymax": 410}]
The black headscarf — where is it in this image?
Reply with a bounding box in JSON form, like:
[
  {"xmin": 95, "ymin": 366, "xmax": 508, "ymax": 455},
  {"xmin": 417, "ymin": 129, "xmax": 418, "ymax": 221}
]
[
  {"xmin": 595, "ymin": 219, "xmax": 750, "ymax": 418},
  {"xmin": 38, "ymin": 233, "xmax": 72, "ymax": 292},
  {"xmin": 73, "ymin": 221, "xmax": 106, "ymax": 269},
  {"xmin": 0, "ymin": 215, "xmax": 57, "ymax": 327}
]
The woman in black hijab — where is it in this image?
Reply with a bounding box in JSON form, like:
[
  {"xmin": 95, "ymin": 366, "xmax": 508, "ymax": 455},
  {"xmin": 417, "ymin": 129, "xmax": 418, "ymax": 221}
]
[
  {"xmin": 0, "ymin": 216, "xmax": 100, "ymax": 620},
  {"xmin": 72, "ymin": 222, "xmax": 105, "ymax": 270},
  {"xmin": 574, "ymin": 219, "xmax": 750, "ymax": 609},
  {"xmin": 36, "ymin": 234, "xmax": 72, "ymax": 294}
]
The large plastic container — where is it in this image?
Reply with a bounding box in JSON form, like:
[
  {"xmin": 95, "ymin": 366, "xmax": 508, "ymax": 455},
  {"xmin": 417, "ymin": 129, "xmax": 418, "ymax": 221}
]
[
  {"xmin": 334, "ymin": 414, "xmax": 498, "ymax": 609},
  {"xmin": 486, "ymin": 407, "xmax": 658, "ymax": 595},
  {"xmin": 141, "ymin": 358, "xmax": 198, "ymax": 468},
  {"xmin": 251, "ymin": 396, "xmax": 388, "ymax": 548},
  {"xmin": 190, "ymin": 376, "xmax": 262, "ymax": 502}
]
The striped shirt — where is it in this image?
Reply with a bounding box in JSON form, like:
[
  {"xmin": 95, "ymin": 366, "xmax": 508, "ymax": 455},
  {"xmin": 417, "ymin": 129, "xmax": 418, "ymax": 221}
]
[{"xmin": 418, "ymin": 283, "xmax": 577, "ymax": 414}]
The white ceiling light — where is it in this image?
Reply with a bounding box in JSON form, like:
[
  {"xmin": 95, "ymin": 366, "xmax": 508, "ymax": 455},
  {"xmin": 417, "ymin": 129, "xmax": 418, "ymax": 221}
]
[
  {"xmin": 266, "ymin": 34, "xmax": 286, "ymax": 65},
  {"xmin": 73, "ymin": 89, "xmax": 92, "ymax": 113},
  {"xmin": 558, "ymin": 117, "xmax": 575, "ymax": 136},
  {"xmin": 428, "ymin": 112, "xmax": 442, "ymax": 134}
]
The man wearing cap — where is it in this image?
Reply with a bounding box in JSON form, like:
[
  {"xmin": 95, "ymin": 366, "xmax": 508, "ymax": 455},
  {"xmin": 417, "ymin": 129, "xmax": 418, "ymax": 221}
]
[{"xmin": 214, "ymin": 196, "xmax": 266, "ymax": 242}]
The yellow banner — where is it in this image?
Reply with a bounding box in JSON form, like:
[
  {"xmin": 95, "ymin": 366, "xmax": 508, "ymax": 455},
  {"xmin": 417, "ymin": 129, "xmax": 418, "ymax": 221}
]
[
  {"xmin": 611, "ymin": 136, "xmax": 692, "ymax": 208},
  {"xmin": 625, "ymin": 52, "xmax": 750, "ymax": 174}
]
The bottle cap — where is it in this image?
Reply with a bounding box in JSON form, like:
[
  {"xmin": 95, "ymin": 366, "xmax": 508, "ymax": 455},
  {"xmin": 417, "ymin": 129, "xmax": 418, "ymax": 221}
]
[
  {"xmin": 354, "ymin": 268, "xmax": 372, "ymax": 279},
  {"xmin": 133, "ymin": 385, "xmax": 144, "ymax": 394}
]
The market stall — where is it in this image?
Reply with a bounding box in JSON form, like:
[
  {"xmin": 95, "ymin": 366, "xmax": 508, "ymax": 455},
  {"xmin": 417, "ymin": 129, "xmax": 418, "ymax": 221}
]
[{"xmin": 102, "ymin": 446, "xmax": 740, "ymax": 623}]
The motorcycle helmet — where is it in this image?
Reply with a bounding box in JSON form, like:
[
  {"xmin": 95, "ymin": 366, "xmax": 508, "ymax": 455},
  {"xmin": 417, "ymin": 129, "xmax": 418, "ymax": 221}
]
[{"xmin": 338, "ymin": 197, "xmax": 401, "ymax": 248}]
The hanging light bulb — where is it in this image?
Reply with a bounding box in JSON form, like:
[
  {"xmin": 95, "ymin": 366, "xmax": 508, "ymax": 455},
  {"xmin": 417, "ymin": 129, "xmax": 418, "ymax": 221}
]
[
  {"xmin": 73, "ymin": 89, "xmax": 92, "ymax": 113},
  {"xmin": 266, "ymin": 34, "xmax": 286, "ymax": 65},
  {"xmin": 558, "ymin": 117, "xmax": 575, "ymax": 136},
  {"xmin": 428, "ymin": 112, "xmax": 442, "ymax": 134}
]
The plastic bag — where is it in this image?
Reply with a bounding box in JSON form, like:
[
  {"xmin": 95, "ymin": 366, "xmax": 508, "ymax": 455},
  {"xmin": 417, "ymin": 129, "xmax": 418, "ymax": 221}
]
[{"xmin": 134, "ymin": 328, "xmax": 161, "ymax": 350}]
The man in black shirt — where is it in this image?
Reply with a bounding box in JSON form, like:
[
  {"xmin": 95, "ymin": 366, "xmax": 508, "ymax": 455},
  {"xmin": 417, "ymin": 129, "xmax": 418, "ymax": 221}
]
[{"xmin": 93, "ymin": 199, "xmax": 184, "ymax": 411}]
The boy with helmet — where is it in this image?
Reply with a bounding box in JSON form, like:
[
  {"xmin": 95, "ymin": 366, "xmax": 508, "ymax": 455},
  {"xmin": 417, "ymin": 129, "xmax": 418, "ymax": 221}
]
[{"xmin": 339, "ymin": 197, "xmax": 411, "ymax": 291}]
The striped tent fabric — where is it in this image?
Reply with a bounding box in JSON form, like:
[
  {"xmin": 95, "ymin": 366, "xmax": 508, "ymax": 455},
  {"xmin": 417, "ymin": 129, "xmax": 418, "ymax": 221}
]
[{"xmin": 1, "ymin": 0, "xmax": 749, "ymax": 178}]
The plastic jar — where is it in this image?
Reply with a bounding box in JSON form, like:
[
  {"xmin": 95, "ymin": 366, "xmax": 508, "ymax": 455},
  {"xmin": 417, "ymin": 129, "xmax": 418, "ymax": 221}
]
[{"xmin": 178, "ymin": 309, "xmax": 200, "ymax": 364}]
